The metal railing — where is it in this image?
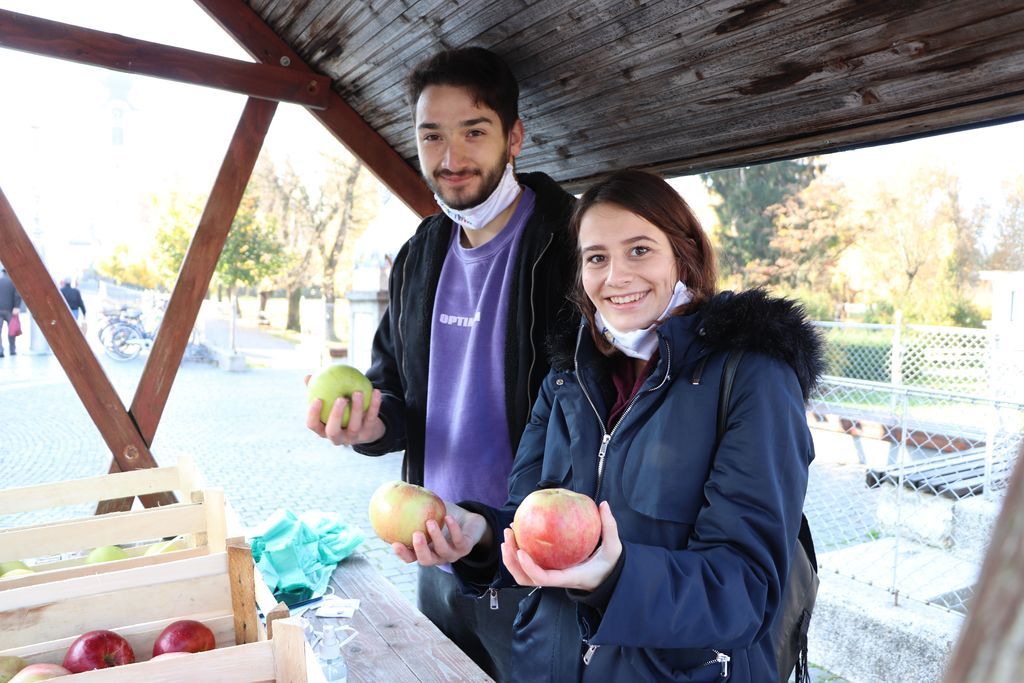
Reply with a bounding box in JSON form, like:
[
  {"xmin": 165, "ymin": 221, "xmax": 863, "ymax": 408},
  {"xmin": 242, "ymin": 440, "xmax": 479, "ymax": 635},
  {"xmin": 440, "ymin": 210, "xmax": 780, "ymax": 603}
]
[{"xmin": 806, "ymin": 355, "xmax": 1024, "ymax": 614}]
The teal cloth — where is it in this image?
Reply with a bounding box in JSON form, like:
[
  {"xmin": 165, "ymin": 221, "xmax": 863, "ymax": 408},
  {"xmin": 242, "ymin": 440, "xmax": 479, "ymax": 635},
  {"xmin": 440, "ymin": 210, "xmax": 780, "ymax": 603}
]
[{"xmin": 249, "ymin": 509, "xmax": 364, "ymax": 606}]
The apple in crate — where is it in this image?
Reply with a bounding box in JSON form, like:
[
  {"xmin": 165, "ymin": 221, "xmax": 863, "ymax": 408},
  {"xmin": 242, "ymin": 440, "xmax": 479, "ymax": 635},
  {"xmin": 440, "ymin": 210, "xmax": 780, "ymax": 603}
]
[
  {"xmin": 84, "ymin": 545, "xmax": 129, "ymax": 564},
  {"xmin": 9, "ymin": 663, "xmax": 70, "ymax": 682},
  {"xmin": 368, "ymin": 480, "xmax": 446, "ymax": 548},
  {"xmin": 307, "ymin": 364, "xmax": 373, "ymax": 427},
  {"xmin": 0, "ymin": 656, "xmax": 27, "ymax": 683},
  {"xmin": 0, "ymin": 561, "xmax": 29, "ymax": 575},
  {"xmin": 62, "ymin": 630, "xmax": 135, "ymax": 672},
  {"xmin": 152, "ymin": 620, "xmax": 216, "ymax": 656},
  {"xmin": 512, "ymin": 489, "xmax": 602, "ymax": 570}
]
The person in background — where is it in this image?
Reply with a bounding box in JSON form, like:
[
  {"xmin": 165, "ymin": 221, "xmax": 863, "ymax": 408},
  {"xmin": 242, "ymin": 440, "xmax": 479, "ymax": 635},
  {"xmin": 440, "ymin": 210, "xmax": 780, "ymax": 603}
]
[
  {"xmin": 305, "ymin": 47, "xmax": 577, "ymax": 682},
  {"xmin": 399, "ymin": 170, "xmax": 824, "ymax": 681},
  {"xmin": 0, "ymin": 267, "xmax": 22, "ymax": 357},
  {"xmin": 59, "ymin": 278, "xmax": 86, "ymax": 321}
]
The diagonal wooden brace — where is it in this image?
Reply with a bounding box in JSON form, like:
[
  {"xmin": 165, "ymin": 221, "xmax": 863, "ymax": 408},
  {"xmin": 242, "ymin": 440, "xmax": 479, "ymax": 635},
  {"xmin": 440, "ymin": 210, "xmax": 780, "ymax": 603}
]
[
  {"xmin": 0, "ymin": 189, "xmax": 175, "ymax": 510},
  {"xmin": 101, "ymin": 97, "xmax": 278, "ymax": 513}
]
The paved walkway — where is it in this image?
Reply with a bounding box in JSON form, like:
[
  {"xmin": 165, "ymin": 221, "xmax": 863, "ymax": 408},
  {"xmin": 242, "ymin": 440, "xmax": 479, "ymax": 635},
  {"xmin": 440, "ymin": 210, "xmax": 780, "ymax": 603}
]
[{"xmin": 0, "ymin": 318, "xmax": 846, "ymax": 682}]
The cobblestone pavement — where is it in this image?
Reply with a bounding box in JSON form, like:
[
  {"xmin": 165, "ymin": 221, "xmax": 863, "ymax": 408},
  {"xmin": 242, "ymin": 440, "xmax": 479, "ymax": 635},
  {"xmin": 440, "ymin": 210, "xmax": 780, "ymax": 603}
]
[{"xmin": 0, "ymin": 324, "xmax": 846, "ymax": 683}]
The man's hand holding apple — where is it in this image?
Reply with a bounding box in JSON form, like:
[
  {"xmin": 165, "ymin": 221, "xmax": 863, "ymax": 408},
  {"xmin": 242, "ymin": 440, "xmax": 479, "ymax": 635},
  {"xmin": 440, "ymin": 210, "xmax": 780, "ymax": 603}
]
[
  {"xmin": 393, "ymin": 503, "xmax": 491, "ymax": 567},
  {"xmin": 305, "ymin": 376, "xmax": 386, "ymax": 446},
  {"xmin": 502, "ymin": 501, "xmax": 622, "ymax": 592}
]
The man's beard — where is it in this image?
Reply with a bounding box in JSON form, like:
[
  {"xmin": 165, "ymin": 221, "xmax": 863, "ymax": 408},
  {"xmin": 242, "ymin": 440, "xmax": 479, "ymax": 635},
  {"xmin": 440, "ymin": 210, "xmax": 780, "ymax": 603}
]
[{"xmin": 427, "ymin": 149, "xmax": 508, "ymax": 211}]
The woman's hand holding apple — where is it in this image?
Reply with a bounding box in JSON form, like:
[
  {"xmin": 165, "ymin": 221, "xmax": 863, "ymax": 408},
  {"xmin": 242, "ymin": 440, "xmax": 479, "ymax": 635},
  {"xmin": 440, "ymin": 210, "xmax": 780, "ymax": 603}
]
[
  {"xmin": 502, "ymin": 501, "xmax": 621, "ymax": 592},
  {"xmin": 393, "ymin": 503, "xmax": 491, "ymax": 567}
]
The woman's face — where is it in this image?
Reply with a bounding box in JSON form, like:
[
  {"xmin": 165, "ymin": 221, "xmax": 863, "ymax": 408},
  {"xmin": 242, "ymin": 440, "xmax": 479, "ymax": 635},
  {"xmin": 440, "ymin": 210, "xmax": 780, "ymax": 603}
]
[{"xmin": 579, "ymin": 203, "xmax": 679, "ymax": 333}]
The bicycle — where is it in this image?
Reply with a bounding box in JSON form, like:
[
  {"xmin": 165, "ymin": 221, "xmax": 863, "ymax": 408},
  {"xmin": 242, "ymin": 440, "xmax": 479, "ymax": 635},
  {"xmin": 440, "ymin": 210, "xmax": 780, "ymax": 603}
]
[{"xmin": 100, "ymin": 301, "xmax": 164, "ymax": 361}]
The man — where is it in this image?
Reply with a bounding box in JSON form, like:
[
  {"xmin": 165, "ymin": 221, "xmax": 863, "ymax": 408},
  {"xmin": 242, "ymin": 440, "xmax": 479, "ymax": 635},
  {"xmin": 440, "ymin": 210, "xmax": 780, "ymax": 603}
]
[
  {"xmin": 59, "ymin": 278, "xmax": 87, "ymax": 320},
  {"xmin": 306, "ymin": 47, "xmax": 576, "ymax": 681},
  {"xmin": 0, "ymin": 268, "xmax": 22, "ymax": 357}
]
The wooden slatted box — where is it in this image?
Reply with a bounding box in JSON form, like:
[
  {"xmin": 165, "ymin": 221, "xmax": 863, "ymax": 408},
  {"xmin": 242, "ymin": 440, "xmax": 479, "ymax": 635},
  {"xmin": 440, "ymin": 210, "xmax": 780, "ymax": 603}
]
[
  {"xmin": 0, "ymin": 456, "xmax": 232, "ymax": 585},
  {"xmin": 0, "ymin": 550, "xmax": 321, "ymax": 682}
]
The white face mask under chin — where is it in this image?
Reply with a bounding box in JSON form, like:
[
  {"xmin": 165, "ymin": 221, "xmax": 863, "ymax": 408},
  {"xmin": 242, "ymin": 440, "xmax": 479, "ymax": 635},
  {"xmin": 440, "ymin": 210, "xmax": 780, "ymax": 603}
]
[
  {"xmin": 594, "ymin": 281, "xmax": 694, "ymax": 361},
  {"xmin": 434, "ymin": 162, "xmax": 521, "ymax": 231}
]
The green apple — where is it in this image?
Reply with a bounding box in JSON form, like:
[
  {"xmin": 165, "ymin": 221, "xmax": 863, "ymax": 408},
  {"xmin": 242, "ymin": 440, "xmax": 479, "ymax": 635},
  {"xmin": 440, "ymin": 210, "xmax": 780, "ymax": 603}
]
[
  {"xmin": 307, "ymin": 364, "xmax": 373, "ymax": 427},
  {"xmin": 0, "ymin": 568, "xmax": 35, "ymax": 579},
  {"xmin": 85, "ymin": 545, "xmax": 129, "ymax": 564},
  {"xmin": 0, "ymin": 560, "xmax": 28, "ymax": 575},
  {"xmin": 0, "ymin": 656, "xmax": 27, "ymax": 683},
  {"xmin": 144, "ymin": 538, "xmax": 185, "ymax": 556}
]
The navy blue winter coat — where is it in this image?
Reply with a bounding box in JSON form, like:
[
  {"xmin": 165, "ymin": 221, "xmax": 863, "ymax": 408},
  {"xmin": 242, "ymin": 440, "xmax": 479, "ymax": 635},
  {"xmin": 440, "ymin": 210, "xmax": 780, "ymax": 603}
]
[{"xmin": 454, "ymin": 290, "xmax": 824, "ymax": 682}]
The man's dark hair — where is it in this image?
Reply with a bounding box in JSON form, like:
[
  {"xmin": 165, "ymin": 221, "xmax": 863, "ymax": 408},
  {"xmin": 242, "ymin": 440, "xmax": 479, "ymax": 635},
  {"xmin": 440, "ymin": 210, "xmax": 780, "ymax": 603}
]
[{"xmin": 407, "ymin": 47, "xmax": 519, "ymax": 133}]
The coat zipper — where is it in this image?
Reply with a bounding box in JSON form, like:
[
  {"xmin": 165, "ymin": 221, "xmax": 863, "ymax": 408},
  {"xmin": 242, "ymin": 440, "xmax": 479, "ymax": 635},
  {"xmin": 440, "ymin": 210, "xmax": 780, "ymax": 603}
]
[
  {"xmin": 574, "ymin": 329, "xmax": 672, "ymax": 499},
  {"xmin": 702, "ymin": 650, "xmax": 731, "ymax": 677},
  {"xmin": 576, "ymin": 331, "xmax": 673, "ymax": 668}
]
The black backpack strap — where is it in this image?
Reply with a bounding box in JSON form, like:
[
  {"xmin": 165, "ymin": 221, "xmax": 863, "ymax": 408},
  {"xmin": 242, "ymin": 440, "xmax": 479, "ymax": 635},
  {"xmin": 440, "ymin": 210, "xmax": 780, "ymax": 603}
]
[{"xmin": 716, "ymin": 349, "xmax": 745, "ymax": 443}]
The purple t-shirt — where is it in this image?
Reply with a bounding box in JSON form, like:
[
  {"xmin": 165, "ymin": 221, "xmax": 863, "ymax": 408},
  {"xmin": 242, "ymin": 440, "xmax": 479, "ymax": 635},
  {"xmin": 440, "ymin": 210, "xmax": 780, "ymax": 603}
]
[{"xmin": 424, "ymin": 188, "xmax": 536, "ymax": 511}]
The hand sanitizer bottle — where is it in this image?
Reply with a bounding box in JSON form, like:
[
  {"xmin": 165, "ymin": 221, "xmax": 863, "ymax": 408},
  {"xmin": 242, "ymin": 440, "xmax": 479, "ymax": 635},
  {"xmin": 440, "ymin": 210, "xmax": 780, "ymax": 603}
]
[{"xmin": 316, "ymin": 623, "xmax": 348, "ymax": 682}]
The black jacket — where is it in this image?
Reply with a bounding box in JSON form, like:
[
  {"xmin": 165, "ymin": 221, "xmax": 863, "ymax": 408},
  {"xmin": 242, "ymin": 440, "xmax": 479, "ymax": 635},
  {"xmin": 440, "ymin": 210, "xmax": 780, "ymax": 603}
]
[
  {"xmin": 354, "ymin": 173, "xmax": 577, "ymax": 485},
  {"xmin": 455, "ymin": 289, "xmax": 825, "ymax": 682},
  {"xmin": 60, "ymin": 285, "xmax": 86, "ymax": 315},
  {"xmin": 0, "ymin": 273, "xmax": 22, "ymax": 313}
]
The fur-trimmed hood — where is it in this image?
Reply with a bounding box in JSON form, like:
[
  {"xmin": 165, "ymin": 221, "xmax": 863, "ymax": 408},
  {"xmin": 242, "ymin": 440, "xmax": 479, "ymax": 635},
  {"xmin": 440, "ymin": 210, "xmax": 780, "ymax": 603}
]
[{"xmin": 548, "ymin": 288, "xmax": 826, "ymax": 400}]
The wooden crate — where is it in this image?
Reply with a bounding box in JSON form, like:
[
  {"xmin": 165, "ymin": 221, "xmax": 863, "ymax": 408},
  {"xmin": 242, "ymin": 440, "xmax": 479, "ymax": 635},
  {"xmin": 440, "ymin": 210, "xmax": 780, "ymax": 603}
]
[
  {"xmin": 0, "ymin": 456, "xmax": 235, "ymax": 586},
  {"xmin": 0, "ymin": 545, "xmax": 314, "ymax": 682},
  {"xmin": 54, "ymin": 619, "xmax": 324, "ymax": 683}
]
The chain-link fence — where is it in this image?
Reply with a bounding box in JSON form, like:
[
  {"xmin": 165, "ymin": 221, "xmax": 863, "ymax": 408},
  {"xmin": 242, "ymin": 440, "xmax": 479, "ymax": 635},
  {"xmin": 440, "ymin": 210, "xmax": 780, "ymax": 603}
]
[
  {"xmin": 814, "ymin": 318, "xmax": 1023, "ymax": 401},
  {"xmin": 806, "ymin": 318, "xmax": 1024, "ymax": 615}
]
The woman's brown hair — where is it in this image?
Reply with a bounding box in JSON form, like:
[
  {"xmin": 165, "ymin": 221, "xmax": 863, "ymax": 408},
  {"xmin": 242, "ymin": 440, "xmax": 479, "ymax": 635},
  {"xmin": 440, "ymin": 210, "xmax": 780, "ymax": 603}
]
[{"xmin": 568, "ymin": 169, "xmax": 717, "ymax": 354}]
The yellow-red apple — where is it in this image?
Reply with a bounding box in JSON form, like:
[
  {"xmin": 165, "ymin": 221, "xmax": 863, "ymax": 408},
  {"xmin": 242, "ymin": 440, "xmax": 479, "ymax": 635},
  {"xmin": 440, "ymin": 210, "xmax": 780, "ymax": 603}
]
[
  {"xmin": 512, "ymin": 489, "xmax": 602, "ymax": 570},
  {"xmin": 368, "ymin": 481, "xmax": 446, "ymax": 548}
]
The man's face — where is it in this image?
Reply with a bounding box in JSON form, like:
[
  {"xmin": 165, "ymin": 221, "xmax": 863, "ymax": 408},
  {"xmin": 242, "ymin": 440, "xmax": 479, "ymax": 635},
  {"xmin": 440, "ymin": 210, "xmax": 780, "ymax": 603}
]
[{"xmin": 415, "ymin": 85, "xmax": 523, "ymax": 210}]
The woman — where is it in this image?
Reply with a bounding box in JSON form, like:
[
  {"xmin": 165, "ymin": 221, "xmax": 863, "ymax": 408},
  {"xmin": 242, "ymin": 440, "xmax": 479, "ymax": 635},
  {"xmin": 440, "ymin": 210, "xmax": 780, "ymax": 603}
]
[{"xmin": 396, "ymin": 170, "xmax": 824, "ymax": 681}]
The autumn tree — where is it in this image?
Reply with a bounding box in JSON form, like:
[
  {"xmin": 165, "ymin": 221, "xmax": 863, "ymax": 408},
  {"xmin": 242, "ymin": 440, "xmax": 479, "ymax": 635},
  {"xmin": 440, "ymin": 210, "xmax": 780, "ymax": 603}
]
[
  {"xmin": 151, "ymin": 192, "xmax": 201, "ymax": 290},
  {"xmin": 766, "ymin": 175, "xmax": 859, "ymax": 317},
  {"xmin": 702, "ymin": 159, "xmax": 822, "ymax": 287},
  {"xmin": 855, "ymin": 165, "xmax": 983, "ymax": 324},
  {"xmin": 988, "ymin": 175, "xmax": 1024, "ymax": 271},
  {"xmin": 215, "ymin": 191, "xmax": 286, "ymax": 309},
  {"xmin": 248, "ymin": 158, "xmax": 316, "ymax": 331}
]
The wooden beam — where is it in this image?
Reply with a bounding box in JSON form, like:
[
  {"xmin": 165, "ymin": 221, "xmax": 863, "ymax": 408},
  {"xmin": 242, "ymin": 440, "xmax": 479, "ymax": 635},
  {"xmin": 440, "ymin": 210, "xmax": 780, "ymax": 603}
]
[
  {"xmin": 942, "ymin": 440, "xmax": 1024, "ymax": 683},
  {"xmin": 0, "ymin": 189, "xmax": 176, "ymax": 510},
  {"xmin": 193, "ymin": 0, "xmax": 436, "ymax": 218},
  {"xmin": 0, "ymin": 8, "xmax": 330, "ymax": 109},
  {"xmin": 130, "ymin": 97, "xmax": 277, "ymax": 446}
]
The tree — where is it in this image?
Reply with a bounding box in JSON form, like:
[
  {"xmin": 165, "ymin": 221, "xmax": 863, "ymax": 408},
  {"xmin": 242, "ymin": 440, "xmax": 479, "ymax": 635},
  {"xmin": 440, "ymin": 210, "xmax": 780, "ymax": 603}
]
[
  {"xmin": 314, "ymin": 157, "xmax": 374, "ymax": 342},
  {"xmin": 96, "ymin": 243, "xmax": 162, "ymax": 290},
  {"xmin": 854, "ymin": 164, "xmax": 981, "ymax": 324},
  {"xmin": 248, "ymin": 158, "xmax": 317, "ymax": 332},
  {"xmin": 702, "ymin": 159, "xmax": 822, "ymax": 286},
  {"xmin": 988, "ymin": 175, "xmax": 1024, "ymax": 271},
  {"xmin": 152, "ymin": 192, "xmax": 202, "ymax": 290},
  {"xmin": 215, "ymin": 191, "xmax": 286, "ymax": 303},
  {"xmin": 767, "ymin": 176, "xmax": 859, "ymax": 317}
]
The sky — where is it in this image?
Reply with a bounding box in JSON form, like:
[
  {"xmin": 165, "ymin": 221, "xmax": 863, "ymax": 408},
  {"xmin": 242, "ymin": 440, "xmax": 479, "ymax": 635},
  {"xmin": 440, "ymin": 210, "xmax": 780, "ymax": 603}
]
[{"xmin": 1, "ymin": 0, "xmax": 1022, "ymax": 279}]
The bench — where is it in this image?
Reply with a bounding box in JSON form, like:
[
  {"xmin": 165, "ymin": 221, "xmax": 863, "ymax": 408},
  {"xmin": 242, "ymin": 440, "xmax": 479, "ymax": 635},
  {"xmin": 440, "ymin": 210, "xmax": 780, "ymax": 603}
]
[{"xmin": 866, "ymin": 447, "xmax": 1016, "ymax": 499}]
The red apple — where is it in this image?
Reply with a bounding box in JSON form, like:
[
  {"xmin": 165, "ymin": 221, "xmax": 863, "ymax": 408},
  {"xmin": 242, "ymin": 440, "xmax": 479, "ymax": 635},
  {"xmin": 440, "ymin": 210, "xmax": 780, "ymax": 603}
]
[
  {"xmin": 152, "ymin": 620, "xmax": 216, "ymax": 656},
  {"xmin": 8, "ymin": 663, "xmax": 70, "ymax": 683},
  {"xmin": 368, "ymin": 480, "xmax": 446, "ymax": 548},
  {"xmin": 62, "ymin": 630, "xmax": 135, "ymax": 672},
  {"xmin": 512, "ymin": 488, "xmax": 602, "ymax": 570}
]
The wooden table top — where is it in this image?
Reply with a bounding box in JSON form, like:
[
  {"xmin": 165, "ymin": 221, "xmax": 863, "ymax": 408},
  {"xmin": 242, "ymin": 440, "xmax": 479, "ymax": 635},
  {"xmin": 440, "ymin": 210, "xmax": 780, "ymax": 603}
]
[{"xmin": 305, "ymin": 554, "xmax": 492, "ymax": 682}]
